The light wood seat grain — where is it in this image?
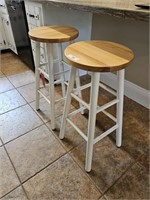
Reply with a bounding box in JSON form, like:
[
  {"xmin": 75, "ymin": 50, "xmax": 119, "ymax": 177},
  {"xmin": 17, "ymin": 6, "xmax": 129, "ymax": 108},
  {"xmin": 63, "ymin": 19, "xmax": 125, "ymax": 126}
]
[
  {"xmin": 64, "ymin": 40, "xmax": 134, "ymax": 72},
  {"xmin": 29, "ymin": 26, "xmax": 79, "ymax": 43}
]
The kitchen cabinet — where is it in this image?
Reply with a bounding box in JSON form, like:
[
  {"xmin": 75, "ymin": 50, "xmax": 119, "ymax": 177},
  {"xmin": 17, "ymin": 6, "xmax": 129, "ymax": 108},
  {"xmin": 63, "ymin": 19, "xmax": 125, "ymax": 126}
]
[
  {"xmin": 1, "ymin": 14, "xmax": 17, "ymax": 53},
  {"xmin": 25, "ymin": 1, "xmax": 47, "ymax": 67},
  {"xmin": 0, "ymin": 0, "xmax": 7, "ymax": 50},
  {"xmin": 0, "ymin": 0, "xmax": 17, "ymax": 53},
  {"xmin": 0, "ymin": 15, "xmax": 6, "ymax": 50}
]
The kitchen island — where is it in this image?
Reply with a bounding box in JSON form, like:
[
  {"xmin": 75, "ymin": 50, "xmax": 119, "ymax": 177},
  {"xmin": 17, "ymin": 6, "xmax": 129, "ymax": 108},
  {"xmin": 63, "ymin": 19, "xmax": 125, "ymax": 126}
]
[
  {"xmin": 25, "ymin": 0, "xmax": 149, "ymax": 108},
  {"xmin": 30, "ymin": 0, "xmax": 149, "ymax": 22}
]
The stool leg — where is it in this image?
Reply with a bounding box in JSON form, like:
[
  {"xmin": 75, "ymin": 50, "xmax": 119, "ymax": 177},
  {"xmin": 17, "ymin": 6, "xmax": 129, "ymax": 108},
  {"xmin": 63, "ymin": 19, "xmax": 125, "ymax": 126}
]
[
  {"xmin": 116, "ymin": 69, "xmax": 125, "ymax": 147},
  {"xmin": 35, "ymin": 41, "xmax": 40, "ymax": 110},
  {"xmin": 85, "ymin": 72, "xmax": 100, "ymax": 172},
  {"xmin": 59, "ymin": 66, "xmax": 77, "ymax": 139},
  {"xmin": 75, "ymin": 69, "xmax": 84, "ymax": 114},
  {"xmin": 46, "ymin": 43, "xmax": 56, "ymax": 130},
  {"xmin": 69, "ymin": 40, "xmax": 84, "ymax": 114},
  {"xmin": 58, "ymin": 43, "xmax": 66, "ymax": 97}
]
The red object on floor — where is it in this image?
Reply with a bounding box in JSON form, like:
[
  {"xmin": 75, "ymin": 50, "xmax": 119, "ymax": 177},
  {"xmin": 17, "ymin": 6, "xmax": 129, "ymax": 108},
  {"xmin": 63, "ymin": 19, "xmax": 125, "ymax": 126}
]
[{"xmin": 40, "ymin": 73, "xmax": 46, "ymax": 87}]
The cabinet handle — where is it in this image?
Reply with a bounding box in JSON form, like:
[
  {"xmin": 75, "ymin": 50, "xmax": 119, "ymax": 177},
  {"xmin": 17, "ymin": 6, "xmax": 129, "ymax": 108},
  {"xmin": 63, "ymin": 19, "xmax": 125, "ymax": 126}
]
[
  {"xmin": 28, "ymin": 14, "xmax": 35, "ymax": 18},
  {"xmin": 27, "ymin": 13, "xmax": 39, "ymax": 20},
  {"xmin": 0, "ymin": 4, "xmax": 5, "ymax": 8}
]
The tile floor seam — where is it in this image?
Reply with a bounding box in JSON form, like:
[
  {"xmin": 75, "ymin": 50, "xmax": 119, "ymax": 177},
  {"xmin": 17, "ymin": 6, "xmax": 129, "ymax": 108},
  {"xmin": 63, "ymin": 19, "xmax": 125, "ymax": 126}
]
[
  {"xmin": 13, "ymin": 81, "xmax": 35, "ymax": 89},
  {"xmin": 45, "ymin": 122, "xmax": 70, "ymax": 151},
  {"xmin": 3, "ymin": 98, "xmax": 80, "ymax": 160},
  {"xmin": 0, "ymin": 185, "xmax": 22, "ymax": 199},
  {"xmin": 0, "ymin": 136, "xmax": 4, "ymax": 146},
  {"xmin": 0, "ymin": 102, "xmax": 28, "ymax": 116},
  {"xmin": 2, "ymin": 75, "xmax": 17, "ymax": 89},
  {"xmin": 0, "ymin": 78, "xmax": 30, "ymax": 104},
  {"xmin": 15, "ymin": 87, "xmax": 35, "ymax": 104},
  {"xmin": 2, "ymin": 123, "xmax": 44, "ymax": 146},
  {"xmin": 16, "ymin": 86, "xmax": 51, "ymax": 105},
  {"xmin": 100, "ymin": 126, "xmax": 143, "ymax": 165},
  {"xmin": 67, "ymin": 149, "xmax": 104, "ymax": 196},
  {"xmin": 101, "ymin": 159, "xmax": 138, "ymax": 199},
  {"xmin": 45, "ymin": 117, "xmax": 86, "ymax": 154},
  {"xmin": 28, "ymin": 102, "xmax": 51, "ymax": 124},
  {"xmin": 122, "ymin": 143, "xmax": 146, "ymax": 163},
  {"xmin": 132, "ymin": 152, "xmax": 149, "ymax": 171},
  {"xmin": 20, "ymin": 185, "xmax": 30, "ymax": 200},
  {"xmin": 0, "ymin": 87, "xmax": 15, "ymax": 95},
  {"xmin": 17, "ymin": 151, "xmax": 69, "ymax": 185},
  {"xmin": 2, "ymin": 145, "xmax": 29, "ymax": 200}
]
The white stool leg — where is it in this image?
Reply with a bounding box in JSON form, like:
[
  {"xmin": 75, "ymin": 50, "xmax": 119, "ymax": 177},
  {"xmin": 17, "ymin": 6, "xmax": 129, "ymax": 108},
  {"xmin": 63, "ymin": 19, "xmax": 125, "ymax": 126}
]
[
  {"xmin": 85, "ymin": 72, "xmax": 100, "ymax": 172},
  {"xmin": 59, "ymin": 66, "xmax": 77, "ymax": 139},
  {"xmin": 70, "ymin": 39, "xmax": 84, "ymax": 114},
  {"xmin": 75, "ymin": 69, "xmax": 84, "ymax": 114},
  {"xmin": 35, "ymin": 41, "xmax": 40, "ymax": 110},
  {"xmin": 58, "ymin": 43, "xmax": 66, "ymax": 97},
  {"xmin": 116, "ymin": 69, "xmax": 125, "ymax": 147},
  {"xmin": 46, "ymin": 43, "xmax": 56, "ymax": 130}
]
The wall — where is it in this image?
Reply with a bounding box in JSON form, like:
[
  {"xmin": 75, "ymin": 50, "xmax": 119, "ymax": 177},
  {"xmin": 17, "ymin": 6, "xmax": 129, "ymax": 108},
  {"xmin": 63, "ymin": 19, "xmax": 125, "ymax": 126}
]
[
  {"xmin": 91, "ymin": 14, "xmax": 149, "ymax": 90},
  {"xmin": 43, "ymin": 5, "xmax": 93, "ymax": 77}
]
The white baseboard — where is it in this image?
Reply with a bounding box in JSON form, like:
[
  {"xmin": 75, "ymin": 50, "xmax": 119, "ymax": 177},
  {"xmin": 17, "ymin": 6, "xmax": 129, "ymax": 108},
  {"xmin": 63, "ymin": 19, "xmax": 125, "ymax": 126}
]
[{"xmin": 100, "ymin": 73, "xmax": 150, "ymax": 109}]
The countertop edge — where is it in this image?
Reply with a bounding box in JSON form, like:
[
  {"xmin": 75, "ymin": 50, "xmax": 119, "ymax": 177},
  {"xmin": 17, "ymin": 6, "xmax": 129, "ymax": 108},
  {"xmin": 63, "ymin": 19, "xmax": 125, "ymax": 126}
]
[{"xmin": 26, "ymin": 0, "xmax": 149, "ymax": 22}]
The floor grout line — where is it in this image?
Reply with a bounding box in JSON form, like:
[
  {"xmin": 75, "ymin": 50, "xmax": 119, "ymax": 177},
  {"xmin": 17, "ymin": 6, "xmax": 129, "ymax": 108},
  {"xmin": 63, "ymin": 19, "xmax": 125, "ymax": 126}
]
[
  {"xmin": 101, "ymin": 159, "xmax": 138, "ymax": 198},
  {"xmin": 0, "ymin": 52, "xmax": 149, "ymax": 200},
  {"xmin": 2, "ymin": 145, "xmax": 30, "ymax": 200}
]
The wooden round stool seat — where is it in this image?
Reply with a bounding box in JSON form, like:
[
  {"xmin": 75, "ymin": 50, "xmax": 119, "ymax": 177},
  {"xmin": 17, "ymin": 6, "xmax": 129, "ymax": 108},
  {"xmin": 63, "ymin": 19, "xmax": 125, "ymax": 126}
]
[
  {"xmin": 64, "ymin": 40, "xmax": 134, "ymax": 72},
  {"xmin": 29, "ymin": 26, "xmax": 79, "ymax": 43}
]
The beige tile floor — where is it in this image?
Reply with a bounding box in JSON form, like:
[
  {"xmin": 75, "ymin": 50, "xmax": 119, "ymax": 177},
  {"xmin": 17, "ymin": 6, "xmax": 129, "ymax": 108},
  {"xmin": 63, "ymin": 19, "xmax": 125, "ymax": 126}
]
[{"xmin": 0, "ymin": 51, "xmax": 149, "ymax": 200}]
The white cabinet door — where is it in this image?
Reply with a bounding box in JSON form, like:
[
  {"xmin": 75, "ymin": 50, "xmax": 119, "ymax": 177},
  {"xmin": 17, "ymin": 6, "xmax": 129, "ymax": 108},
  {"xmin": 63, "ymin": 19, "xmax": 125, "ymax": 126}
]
[
  {"xmin": 0, "ymin": 16, "xmax": 6, "ymax": 50},
  {"xmin": 0, "ymin": 0, "xmax": 7, "ymax": 50},
  {"xmin": 1, "ymin": 14, "xmax": 17, "ymax": 53},
  {"xmin": 25, "ymin": 1, "xmax": 60, "ymax": 75},
  {"xmin": 25, "ymin": 1, "xmax": 48, "ymax": 71},
  {"xmin": 0, "ymin": 0, "xmax": 17, "ymax": 53},
  {"xmin": 0, "ymin": 0, "xmax": 7, "ymax": 14}
]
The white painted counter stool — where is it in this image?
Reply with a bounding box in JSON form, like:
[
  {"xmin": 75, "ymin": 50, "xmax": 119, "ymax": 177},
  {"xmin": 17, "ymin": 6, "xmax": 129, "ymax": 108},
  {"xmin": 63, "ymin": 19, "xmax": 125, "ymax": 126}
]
[
  {"xmin": 29, "ymin": 26, "xmax": 81, "ymax": 130},
  {"xmin": 59, "ymin": 40, "xmax": 134, "ymax": 172}
]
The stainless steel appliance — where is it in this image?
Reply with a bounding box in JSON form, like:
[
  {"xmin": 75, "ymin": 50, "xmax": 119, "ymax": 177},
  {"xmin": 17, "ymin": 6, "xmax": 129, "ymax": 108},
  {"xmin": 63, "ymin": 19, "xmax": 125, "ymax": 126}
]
[{"xmin": 5, "ymin": 0, "xmax": 35, "ymax": 70}]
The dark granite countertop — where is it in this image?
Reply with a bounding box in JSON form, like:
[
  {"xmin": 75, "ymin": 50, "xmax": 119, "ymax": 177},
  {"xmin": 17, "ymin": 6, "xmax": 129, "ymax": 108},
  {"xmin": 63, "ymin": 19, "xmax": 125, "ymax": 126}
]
[{"xmin": 26, "ymin": 0, "xmax": 150, "ymax": 22}]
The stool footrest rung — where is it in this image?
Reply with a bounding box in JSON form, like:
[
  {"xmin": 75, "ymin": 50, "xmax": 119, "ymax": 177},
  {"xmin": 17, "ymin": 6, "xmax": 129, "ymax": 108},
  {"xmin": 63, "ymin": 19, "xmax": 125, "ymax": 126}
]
[
  {"xmin": 38, "ymin": 90, "xmax": 50, "ymax": 104},
  {"xmin": 68, "ymin": 106, "xmax": 86, "ymax": 117},
  {"xmin": 73, "ymin": 83, "xmax": 91, "ymax": 93},
  {"xmin": 66, "ymin": 118, "xmax": 87, "ymax": 141},
  {"xmin": 55, "ymin": 97, "xmax": 65, "ymax": 103},
  {"xmin": 40, "ymin": 62, "xmax": 48, "ymax": 67},
  {"xmin": 38, "ymin": 68, "xmax": 70, "ymax": 81},
  {"xmin": 38, "ymin": 90, "xmax": 66, "ymax": 104},
  {"xmin": 61, "ymin": 60, "xmax": 71, "ymax": 68},
  {"xmin": 38, "ymin": 68, "xmax": 49, "ymax": 80},
  {"xmin": 102, "ymin": 110, "xmax": 117, "ymax": 122},
  {"xmin": 71, "ymin": 93, "xmax": 90, "ymax": 110},
  {"xmin": 54, "ymin": 69, "xmax": 70, "ymax": 77},
  {"xmin": 96, "ymin": 99, "xmax": 119, "ymax": 114},
  {"xmin": 94, "ymin": 124, "xmax": 118, "ymax": 144},
  {"xmin": 99, "ymin": 82, "xmax": 117, "ymax": 96}
]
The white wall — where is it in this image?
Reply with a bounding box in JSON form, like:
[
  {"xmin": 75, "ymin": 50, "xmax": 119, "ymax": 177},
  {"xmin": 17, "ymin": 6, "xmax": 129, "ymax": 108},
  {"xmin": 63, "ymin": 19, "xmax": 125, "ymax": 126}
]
[{"xmin": 91, "ymin": 14, "xmax": 149, "ymax": 91}]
